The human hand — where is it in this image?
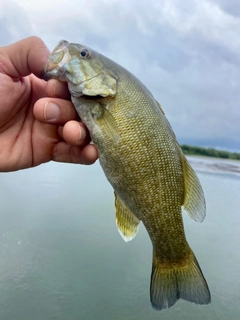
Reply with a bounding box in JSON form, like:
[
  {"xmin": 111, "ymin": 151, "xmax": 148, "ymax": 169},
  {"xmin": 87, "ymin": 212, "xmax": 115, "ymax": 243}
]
[{"xmin": 0, "ymin": 36, "xmax": 98, "ymax": 172}]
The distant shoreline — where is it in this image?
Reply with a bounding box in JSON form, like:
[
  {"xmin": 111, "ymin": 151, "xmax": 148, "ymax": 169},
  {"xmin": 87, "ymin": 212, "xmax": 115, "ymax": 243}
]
[
  {"xmin": 180, "ymin": 144, "xmax": 240, "ymax": 161},
  {"xmin": 186, "ymin": 155, "xmax": 240, "ymax": 175}
]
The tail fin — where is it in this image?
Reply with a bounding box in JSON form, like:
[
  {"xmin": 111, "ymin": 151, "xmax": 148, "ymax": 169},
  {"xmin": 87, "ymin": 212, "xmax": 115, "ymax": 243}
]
[{"xmin": 150, "ymin": 251, "xmax": 211, "ymax": 310}]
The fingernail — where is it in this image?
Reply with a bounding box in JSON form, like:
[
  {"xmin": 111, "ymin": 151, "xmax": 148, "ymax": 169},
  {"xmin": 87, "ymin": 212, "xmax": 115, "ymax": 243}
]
[
  {"xmin": 78, "ymin": 124, "xmax": 87, "ymax": 141},
  {"xmin": 44, "ymin": 102, "xmax": 60, "ymax": 120}
]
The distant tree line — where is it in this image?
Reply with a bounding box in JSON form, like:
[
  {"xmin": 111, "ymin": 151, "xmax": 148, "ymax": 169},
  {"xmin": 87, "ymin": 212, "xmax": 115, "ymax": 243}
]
[{"xmin": 180, "ymin": 144, "xmax": 240, "ymax": 160}]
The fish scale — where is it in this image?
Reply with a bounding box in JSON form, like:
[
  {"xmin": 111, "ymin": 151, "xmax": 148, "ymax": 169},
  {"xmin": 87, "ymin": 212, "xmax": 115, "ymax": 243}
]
[{"xmin": 44, "ymin": 40, "xmax": 211, "ymax": 310}]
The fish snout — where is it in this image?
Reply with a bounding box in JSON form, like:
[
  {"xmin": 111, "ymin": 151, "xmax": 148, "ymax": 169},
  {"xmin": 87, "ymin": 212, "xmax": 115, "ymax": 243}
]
[
  {"xmin": 42, "ymin": 40, "xmax": 72, "ymax": 81},
  {"xmin": 54, "ymin": 40, "xmax": 70, "ymax": 52}
]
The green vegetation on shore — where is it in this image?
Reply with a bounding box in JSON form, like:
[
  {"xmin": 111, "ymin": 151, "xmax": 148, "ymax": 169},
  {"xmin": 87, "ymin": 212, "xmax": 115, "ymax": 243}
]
[{"xmin": 180, "ymin": 144, "xmax": 240, "ymax": 160}]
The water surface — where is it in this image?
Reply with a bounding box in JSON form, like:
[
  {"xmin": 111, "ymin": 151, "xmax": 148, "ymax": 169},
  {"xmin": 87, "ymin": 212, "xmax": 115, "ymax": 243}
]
[{"xmin": 0, "ymin": 156, "xmax": 239, "ymax": 320}]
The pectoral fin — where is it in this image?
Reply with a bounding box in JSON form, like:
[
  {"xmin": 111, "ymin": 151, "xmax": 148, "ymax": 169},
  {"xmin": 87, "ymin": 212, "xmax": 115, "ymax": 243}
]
[
  {"xmin": 114, "ymin": 192, "xmax": 140, "ymax": 242},
  {"xmin": 95, "ymin": 107, "xmax": 121, "ymax": 142},
  {"xmin": 181, "ymin": 154, "xmax": 206, "ymax": 222}
]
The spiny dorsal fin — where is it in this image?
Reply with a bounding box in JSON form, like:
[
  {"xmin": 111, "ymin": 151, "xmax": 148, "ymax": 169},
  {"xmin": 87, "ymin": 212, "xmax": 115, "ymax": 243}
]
[
  {"xmin": 114, "ymin": 192, "xmax": 140, "ymax": 242},
  {"xmin": 181, "ymin": 154, "xmax": 206, "ymax": 222},
  {"xmin": 156, "ymin": 101, "xmax": 165, "ymax": 115}
]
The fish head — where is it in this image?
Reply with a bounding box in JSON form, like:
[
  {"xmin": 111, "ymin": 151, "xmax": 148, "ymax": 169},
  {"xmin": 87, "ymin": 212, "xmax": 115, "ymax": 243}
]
[{"xmin": 43, "ymin": 40, "xmax": 117, "ymax": 98}]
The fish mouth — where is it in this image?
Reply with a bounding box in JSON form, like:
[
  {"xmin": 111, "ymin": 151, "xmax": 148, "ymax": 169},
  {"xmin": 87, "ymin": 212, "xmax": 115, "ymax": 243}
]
[
  {"xmin": 43, "ymin": 40, "xmax": 116, "ymax": 98},
  {"xmin": 42, "ymin": 40, "xmax": 71, "ymax": 80}
]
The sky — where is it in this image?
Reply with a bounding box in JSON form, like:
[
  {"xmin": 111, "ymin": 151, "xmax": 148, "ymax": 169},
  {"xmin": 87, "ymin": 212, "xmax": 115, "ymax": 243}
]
[{"xmin": 0, "ymin": 0, "xmax": 239, "ymax": 151}]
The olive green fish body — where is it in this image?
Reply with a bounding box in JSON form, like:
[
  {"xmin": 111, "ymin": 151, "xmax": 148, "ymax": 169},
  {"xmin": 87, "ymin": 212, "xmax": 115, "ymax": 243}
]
[{"xmin": 44, "ymin": 41, "xmax": 211, "ymax": 310}]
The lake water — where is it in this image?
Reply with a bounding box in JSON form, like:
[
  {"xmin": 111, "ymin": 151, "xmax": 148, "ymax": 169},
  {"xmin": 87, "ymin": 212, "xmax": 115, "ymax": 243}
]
[{"xmin": 0, "ymin": 156, "xmax": 239, "ymax": 320}]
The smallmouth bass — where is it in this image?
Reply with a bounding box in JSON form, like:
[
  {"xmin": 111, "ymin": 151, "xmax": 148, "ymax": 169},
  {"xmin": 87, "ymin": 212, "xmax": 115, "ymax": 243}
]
[{"xmin": 43, "ymin": 40, "xmax": 211, "ymax": 310}]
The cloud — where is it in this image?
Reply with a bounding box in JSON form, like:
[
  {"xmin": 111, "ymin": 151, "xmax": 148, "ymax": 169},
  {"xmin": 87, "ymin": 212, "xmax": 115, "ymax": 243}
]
[
  {"xmin": 1, "ymin": 0, "xmax": 239, "ymax": 150},
  {"xmin": 0, "ymin": 1, "xmax": 33, "ymax": 45},
  {"xmin": 209, "ymin": 0, "xmax": 240, "ymax": 17}
]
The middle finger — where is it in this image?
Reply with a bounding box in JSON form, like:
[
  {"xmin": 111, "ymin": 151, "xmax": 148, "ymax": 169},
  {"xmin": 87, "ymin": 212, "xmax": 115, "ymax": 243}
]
[{"xmin": 34, "ymin": 97, "xmax": 79, "ymax": 125}]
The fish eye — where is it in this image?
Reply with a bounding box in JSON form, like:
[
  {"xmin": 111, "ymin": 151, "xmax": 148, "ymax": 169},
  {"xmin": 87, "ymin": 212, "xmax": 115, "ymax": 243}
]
[{"xmin": 79, "ymin": 49, "xmax": 91, "ymax": 59}]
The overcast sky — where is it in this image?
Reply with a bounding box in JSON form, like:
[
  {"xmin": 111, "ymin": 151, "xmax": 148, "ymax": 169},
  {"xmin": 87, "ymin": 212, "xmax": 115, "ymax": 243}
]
[{"xmin": 0, "ymin": 0, "xmax": 239, "ymax": 151}]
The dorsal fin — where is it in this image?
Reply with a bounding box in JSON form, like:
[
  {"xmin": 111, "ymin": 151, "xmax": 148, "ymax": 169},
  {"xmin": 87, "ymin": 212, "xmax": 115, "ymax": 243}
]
[{"xmin": 181, "ymin": 154, "xmax": 206, "ymax": 222}]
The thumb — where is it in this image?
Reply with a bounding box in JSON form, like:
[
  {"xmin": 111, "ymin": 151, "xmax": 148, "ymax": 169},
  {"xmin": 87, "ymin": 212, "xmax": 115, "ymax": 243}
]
[{"xmin": 1, "ymin": 36, "xmax": 50, "ymax": 79}]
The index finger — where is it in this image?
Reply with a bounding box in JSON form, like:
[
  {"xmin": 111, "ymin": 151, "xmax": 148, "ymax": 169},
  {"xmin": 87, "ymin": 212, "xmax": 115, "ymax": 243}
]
[{"xmin": 0, "ymin": 36, "xmax": 50, "ymax": 78}]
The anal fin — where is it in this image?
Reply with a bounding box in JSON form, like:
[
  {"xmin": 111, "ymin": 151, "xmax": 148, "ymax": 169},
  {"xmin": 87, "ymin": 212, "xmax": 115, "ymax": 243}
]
[{"xmin": 114, "ymin": 192, "xmax": 140, "ymax": 242}]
